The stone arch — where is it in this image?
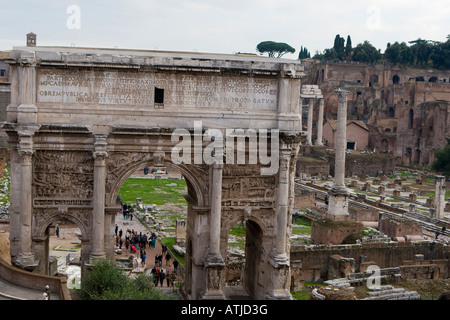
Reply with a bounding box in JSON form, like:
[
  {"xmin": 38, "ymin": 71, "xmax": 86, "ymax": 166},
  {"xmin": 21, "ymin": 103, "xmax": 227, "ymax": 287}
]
[
  {"xmin": 415, "ymin": 76, "xmax": 425, "ymax": 82},
  {"xmin": 393, "ymin": 75, "xmax": 400, "ymax": 84},
  {"xmin": 429, "ymin": 76, "xmax": 438, "ymax": 83},
  {"xmin": 105, "ymin": 154, "xmax": 207, "ymax": 208},
  {"xmin": 381, "ymin": 139, "xmax": 389, "ymax": 152},
  {"xmin": 369, "ymin": 74, "xmax": 379, "ymax": 86},
  {"xmin": 388, "ymin": 107, "xmax": 395, "ymax": 118},
  {"xmin": 221, "ymin": 209, "xmax": 272, "ymax": 299},
  {"xmin": 33, "ymin": 209, "xmax": 89, "ymax": 240},
  {"xmin": 243, "ymin": 219, "xmax": 264, "ymax": 299},
  {"xmin": 31, "ymin": 208, "xmax": 90, "ymax": 275}
]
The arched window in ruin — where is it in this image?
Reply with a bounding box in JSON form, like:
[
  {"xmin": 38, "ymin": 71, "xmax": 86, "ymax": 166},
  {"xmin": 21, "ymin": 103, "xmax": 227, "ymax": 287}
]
[
  {"xmin": 405, "ymin": 147, "xmax": 412, "ymax": 166},
  {"xmin": 429, "ymin": 76, "xmax": 438, "ymax": 83},
  {"xmin": 384, "ymin": 128, "xmax": 391, "ymax": 134},
  {"xmin": 415, "ymin": 149, "xmax": 421, "ymax": 165},
  {"xmin": 321, "ymin": 69, "xmax": 325, "ymax": 82},
  {"xmin": 388, "ymin": 107, "xmax": 395, "ymax": 118},
  {"xmin": 381, "ymin": 139, "xmax": 388, "ymax": 152},
  {"xmin": 369, "ymin": 74, "xmax": 378, "ymax": 87},
  {"xmin": 415, "ymin": 76, "xmax": 424, "ymax": 82},
  {"xmin": 393, "ymin": 75, "xmax": 400, "ymax": 84}
]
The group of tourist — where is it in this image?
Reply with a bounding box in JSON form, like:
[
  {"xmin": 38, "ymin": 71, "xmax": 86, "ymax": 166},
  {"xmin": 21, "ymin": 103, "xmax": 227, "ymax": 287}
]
[
  {"xmin": 150, "ymin": 266, "xmax": 177, "ymax": 288},
  {"xmin": 122, "ymin": 203, "xmax": 134, "ymax": 221},
  {"xmin": 113, "ymin": 207, "xmax": 181, "ymax": 289}
]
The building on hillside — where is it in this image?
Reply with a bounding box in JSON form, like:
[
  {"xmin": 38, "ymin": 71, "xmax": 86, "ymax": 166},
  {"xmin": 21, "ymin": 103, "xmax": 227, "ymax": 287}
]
[
  {"xmin": 302, "ymin": 60, "xmax": 450, "ymax": 167},
  {"xmin": 322, "ymin": 119, "xmax": 369, "ymax": 150}
]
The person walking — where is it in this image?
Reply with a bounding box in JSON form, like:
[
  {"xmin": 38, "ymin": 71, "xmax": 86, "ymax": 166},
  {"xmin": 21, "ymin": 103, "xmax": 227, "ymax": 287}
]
[
  {"xmin": 160, "ymin": 269, "xmax": 166, "ymax": 287},
  {"xmin": 169, "ymin": 271, "xmax": 176, "ymax": 289},
  {"xmin": 173, "ymin": 259, "xmax": 179, "ymax": 275},
  {"xmin": 141, "ymin": 251, "xmax": 146, "ymax": 267},
  {"xmin": 165, "ymin": 251, "xmax": 171, "ymax": 266},
  {"xmin": 166, "ymin": 271, "xmax": 172, "ymax": 287},
  {"xmin": 155, "ymin": 267, "xmax": 161, "ymax": 286}
]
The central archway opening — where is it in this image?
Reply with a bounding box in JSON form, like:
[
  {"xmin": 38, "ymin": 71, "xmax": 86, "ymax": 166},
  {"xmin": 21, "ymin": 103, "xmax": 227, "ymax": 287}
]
[{"xmin": 115, "ymin": 164, "xmax": 189, "ymax": 295}]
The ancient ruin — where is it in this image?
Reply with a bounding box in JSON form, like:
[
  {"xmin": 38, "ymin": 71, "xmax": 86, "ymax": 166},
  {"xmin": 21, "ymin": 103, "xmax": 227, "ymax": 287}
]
[
  {"xmin": 1, "ymin": 46, "xmax": 305, "ymax": 300},
  {"xmin": 0, "ymin": 41, "xmax": 450, "ymax": 301}
]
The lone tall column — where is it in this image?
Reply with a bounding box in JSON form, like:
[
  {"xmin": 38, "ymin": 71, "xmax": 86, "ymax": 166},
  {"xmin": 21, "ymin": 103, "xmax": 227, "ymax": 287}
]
[
  {"xmin": 435, "ymin": 176, "xmax": 446, "ymax": 219},
  {"xmin": 90, "ymin": 135, "xmax": 108, "ymax": 261},
  {"xmin": 315, "ymin": 98, "xmax": 324, "ymax": 146},
  {"xmin": 307, "ymin": 98, "xmax": 314, "ymax": 145},
  {"xmin": 327, "ymin": 89, "xmax": 350, "ymax": 218}
]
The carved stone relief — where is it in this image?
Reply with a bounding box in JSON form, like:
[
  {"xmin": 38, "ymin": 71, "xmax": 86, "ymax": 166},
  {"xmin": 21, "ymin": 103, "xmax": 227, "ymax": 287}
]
[{"xmin": 33, "ymin": 151, "xmax": 94, "ymax": 206}]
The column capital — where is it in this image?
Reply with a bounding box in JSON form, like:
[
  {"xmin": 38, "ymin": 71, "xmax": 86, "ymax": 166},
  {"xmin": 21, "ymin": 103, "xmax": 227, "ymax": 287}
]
[
  {"xmin": 93, "ymin": 151, "xmax": 108, "ymax": 166},
  {"xmin": 334, "ymin": 88, "xmax": 350, "ymax": 102}
]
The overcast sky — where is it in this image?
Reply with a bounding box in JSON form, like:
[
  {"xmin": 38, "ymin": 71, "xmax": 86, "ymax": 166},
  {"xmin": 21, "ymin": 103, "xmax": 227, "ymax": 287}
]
[{"xmin": 1, "ymin": 0, "xmax": 449, "ymax": 59}]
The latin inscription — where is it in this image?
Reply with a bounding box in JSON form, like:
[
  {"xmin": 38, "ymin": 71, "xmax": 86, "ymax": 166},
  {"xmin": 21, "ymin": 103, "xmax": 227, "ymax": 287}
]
[{"xmin": 37, "ymin": 69, "xmax": 278, "ymax": 110}]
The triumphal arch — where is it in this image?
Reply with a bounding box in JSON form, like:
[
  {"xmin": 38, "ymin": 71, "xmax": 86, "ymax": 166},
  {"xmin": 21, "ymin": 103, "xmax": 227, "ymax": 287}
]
[{"xmin": 3, "ymin": 46, "xmax": 304, "ymax": 299}]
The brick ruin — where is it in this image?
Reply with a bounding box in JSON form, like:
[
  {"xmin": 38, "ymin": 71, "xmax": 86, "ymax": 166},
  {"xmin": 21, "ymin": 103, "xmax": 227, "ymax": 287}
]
[{"xmin": 302, "ymin": 60, "xmax": 450, "ymax": 168}]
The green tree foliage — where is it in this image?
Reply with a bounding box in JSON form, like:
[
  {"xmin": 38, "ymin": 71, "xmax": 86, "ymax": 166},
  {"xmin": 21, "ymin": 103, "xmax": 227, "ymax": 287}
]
[
  {"xmin": 256, "ymin": 41, "xmax": 295, "ymax": 58},
  {"xmin": 409, "ymin": 38, "xmax": 434, "ymax": 65},
  {"xmin": 298, "ymin": 46, "xmax": 310, "ymax": 59},
  {"xmin": 430, "ymin": 36, "xmax": 450, "ymax": 69},
  {"xmin": 352, "ymin": 41, "xmax": 382, "ymax": 63},
  {"xmin": 79, "ymin": 259, "xmax": 174, "ymax": 300},
  {"xmin": 432, "ymin": 139, "xmax": 450, "ymax": 176},
  {"xmin": 333, "ymin": 34, "xmax": 346, "ymax": 60},
  {"xmin": 384, "ymin": 42, "xmax": 414, "ymax": 65},
  {"xmin": 345, "ymin": 35, "xmax": 353, "ymax": 58}
]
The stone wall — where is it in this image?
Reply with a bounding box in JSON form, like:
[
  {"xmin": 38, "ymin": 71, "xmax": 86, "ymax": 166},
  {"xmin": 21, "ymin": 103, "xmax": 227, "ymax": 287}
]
[
  {"xmin": 327, "ymin": 152, "xmax": 395, "ymax": 177},
  {"xmin": 290, "ymin": 241, "xmax": 450, "ymax": 283},
  {"xmin": 378, "ymin": 215, "xmax": 423, "ymax": 240}
]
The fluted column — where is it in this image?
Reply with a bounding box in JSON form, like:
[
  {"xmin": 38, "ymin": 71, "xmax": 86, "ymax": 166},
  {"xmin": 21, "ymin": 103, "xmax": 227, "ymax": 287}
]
[
  {"xmin": 15, "ymin": 150, "xmax": 38, "ymax": 270},
  {"xmin": 202, "ymin": 163, "xmax": 225, "ymax": 300},
  {"xmin": 307, "ymin": 98, "xmax": 314, "ymax": 145},
  {"xmin": 206, "ymin": 163, "xmax": 224, "ymax": 263},
  {"xmin": 272, "ymin": 148, "xmax": 291, "ymax": 266},
  {"xmin": 316, "ymin": 98, "xmax": 324, "ymax": 146},
  {"xmin": 90, "ymin": 135, "xmax": 108, "ymax": 261}
]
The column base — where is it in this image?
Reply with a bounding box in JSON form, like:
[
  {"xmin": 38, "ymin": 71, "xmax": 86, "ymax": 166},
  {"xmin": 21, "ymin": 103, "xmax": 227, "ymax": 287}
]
[
  {"xmin": 204, "ymin": 252, "xmax": 225, "ymax": 267},
  {"xmin": 15, "ymin": 253, "xmax": 39, "ymax": 271},
  {"xmin": 266, "ymin": 289, "xmax": 293, "ymax": 300},
  {"xmin": 200, "ymin": 290, "xmax": 226, "ymax": 300},
  {"xmin": 202, "ymin": 252, "xmax": 226, "ymax": 300},
  {"xmin": 327, "ymin": 186, "xmax": 350, "ymax": 218},
  {"xmin": 89, "ymin": 252, "xmax": 106, "ymax": 264},
  {"xmin": 270, "ymin": 253, "xmax": 289, "ymax": 268}
]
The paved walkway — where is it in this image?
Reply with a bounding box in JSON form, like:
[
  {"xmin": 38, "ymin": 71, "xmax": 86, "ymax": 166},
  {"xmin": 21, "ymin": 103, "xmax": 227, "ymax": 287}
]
[
  {"xmin": 0, "ymin": 277, "xmax": 60, "ymax": 300},
  {"xmin": 113, "ymin": 211, "xmax": 182, "ymax": 290},
  {"xmin": 0, "ymin": 211, "xmax": 182, "ymax": 300}
]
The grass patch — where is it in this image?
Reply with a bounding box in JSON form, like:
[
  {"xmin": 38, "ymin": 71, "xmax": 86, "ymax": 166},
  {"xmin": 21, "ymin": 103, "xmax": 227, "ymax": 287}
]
[{"xmin": 119, "ymin": 178, "xmax": 187, "ymax": 205}]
